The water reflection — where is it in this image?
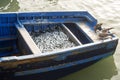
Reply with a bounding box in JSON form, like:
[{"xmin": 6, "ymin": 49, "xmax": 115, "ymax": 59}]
[
  {"xmin": 59, "ymin": 56, "xmax": 118, "ymax": 80},
  {"xmin": 0, "ymin": 0, "xmax": 19, "ymax": 12}
]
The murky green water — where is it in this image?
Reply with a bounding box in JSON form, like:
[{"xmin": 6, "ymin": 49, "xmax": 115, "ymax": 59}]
[{"xmin": 0, "ymin": 0, "xmax": 120, "ymax": 80}]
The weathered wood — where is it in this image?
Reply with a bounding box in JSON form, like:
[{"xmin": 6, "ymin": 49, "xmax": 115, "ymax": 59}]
[
  {"xmin": 62, "ymin": 24, "xmax": 82, "ymax": 45},
  {"xmin": 15, "ymin": 23, "xmax": 41, "ymax": 54},
  {"xmin": 0, "ymin": 36, "xmax": 16, "ymax": 41},
  {"xmin": 77, "ymin": 22, "xmax": 99, "ymax": 42}
]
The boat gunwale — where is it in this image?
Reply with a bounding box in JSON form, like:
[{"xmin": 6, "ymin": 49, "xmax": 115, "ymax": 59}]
[{"xmin": 0, "ymin": 37, "xmax": 118, "ymax": 62}]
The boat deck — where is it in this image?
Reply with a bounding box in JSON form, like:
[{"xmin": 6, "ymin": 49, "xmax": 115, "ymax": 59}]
[{"xmin": 77, "ymin": 22, "xmax": 99, "ymax": 42}]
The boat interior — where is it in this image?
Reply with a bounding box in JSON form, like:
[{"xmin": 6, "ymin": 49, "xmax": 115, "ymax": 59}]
[
  {"xmin": 0, "ymin": 12, "xmax": 115, "ymax": 58},
  {"xmin": 15, "ymin": 22, "xmax": 94, "ymax": 55}
]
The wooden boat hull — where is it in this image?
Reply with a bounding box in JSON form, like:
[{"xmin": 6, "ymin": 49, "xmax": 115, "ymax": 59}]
[
  {"xmin": 2, "ymin": 59, "xmax": 100, "ymax": 80},
  {"xmin": 0, "ymin": 11, "xmax": 118, "ymax": 80},
  {"xmin": 0, "ymin": 38, "xmax": 118, "ymax": 80}
]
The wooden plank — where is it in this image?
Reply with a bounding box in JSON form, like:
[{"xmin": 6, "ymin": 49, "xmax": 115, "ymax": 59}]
[
  {"xmin": 15, "ymin": 23, "xmax": 41, "ymax": 54},
  {"xmin": 0, "ymin": 36, "xmax": 16, "ymax": 41},
  {"xmin": 62, "ymin": 24, "xmax": 82, "ymax": 45},
  {"xmin": 76, "ymin": 22, "xmax": 99, "ymax": 42}
]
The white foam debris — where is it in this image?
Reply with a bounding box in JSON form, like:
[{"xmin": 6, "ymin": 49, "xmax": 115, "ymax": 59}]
[{"xmin": 30, "ymin": 27, "xmax": 76, "ymax": 53}]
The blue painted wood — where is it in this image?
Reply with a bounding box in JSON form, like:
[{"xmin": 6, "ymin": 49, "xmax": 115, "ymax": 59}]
[
  {"xmin": 15, "ymin": 51, "xmax": 113, "ymax": 76},
  {"xmin": 0, "ymin": 11, "xmax": 97, "ymax": 56},
  {"xmin": 0, "ymin": 11, "xmax": 118, "ymax": 77}
]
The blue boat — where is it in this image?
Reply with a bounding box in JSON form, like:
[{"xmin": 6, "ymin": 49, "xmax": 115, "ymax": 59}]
[{"xmin": 0, "ymin": 11, "xmax": 118, "ymax": 80}]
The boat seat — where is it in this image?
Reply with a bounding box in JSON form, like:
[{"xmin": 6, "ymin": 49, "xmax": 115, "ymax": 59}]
[{"xmin": 15, "ymin": 23, "xmax": 41, "ymax": 54}]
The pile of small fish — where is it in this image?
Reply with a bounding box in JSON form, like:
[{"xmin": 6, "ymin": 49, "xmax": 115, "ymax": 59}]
[{"xmin": 30, "ymin": 27, "xmax": 76, "ymax": 53}]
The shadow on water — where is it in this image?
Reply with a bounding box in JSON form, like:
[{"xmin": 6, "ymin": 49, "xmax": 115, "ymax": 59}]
[
  {"xmin": 58, "ymin": 56, "xmax": 118, "ymax": 80},
  {"xmin": 0, "ymin": 0, "xmax": 19, "ymax": 12}
]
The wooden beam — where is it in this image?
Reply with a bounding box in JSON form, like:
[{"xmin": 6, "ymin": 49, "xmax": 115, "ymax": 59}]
[
  {"xmin": 15, "ymin": 23, "xmax": 41, "ymax": 54},
  {"xmin": 62, "ymin": 24, "xmax": 82, "ymax": 45}
]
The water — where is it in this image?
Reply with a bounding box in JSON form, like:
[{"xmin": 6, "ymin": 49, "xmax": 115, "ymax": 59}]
[{"xmin": 0, "ymin": 0, "xmax": 120, "ymax": 80}]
